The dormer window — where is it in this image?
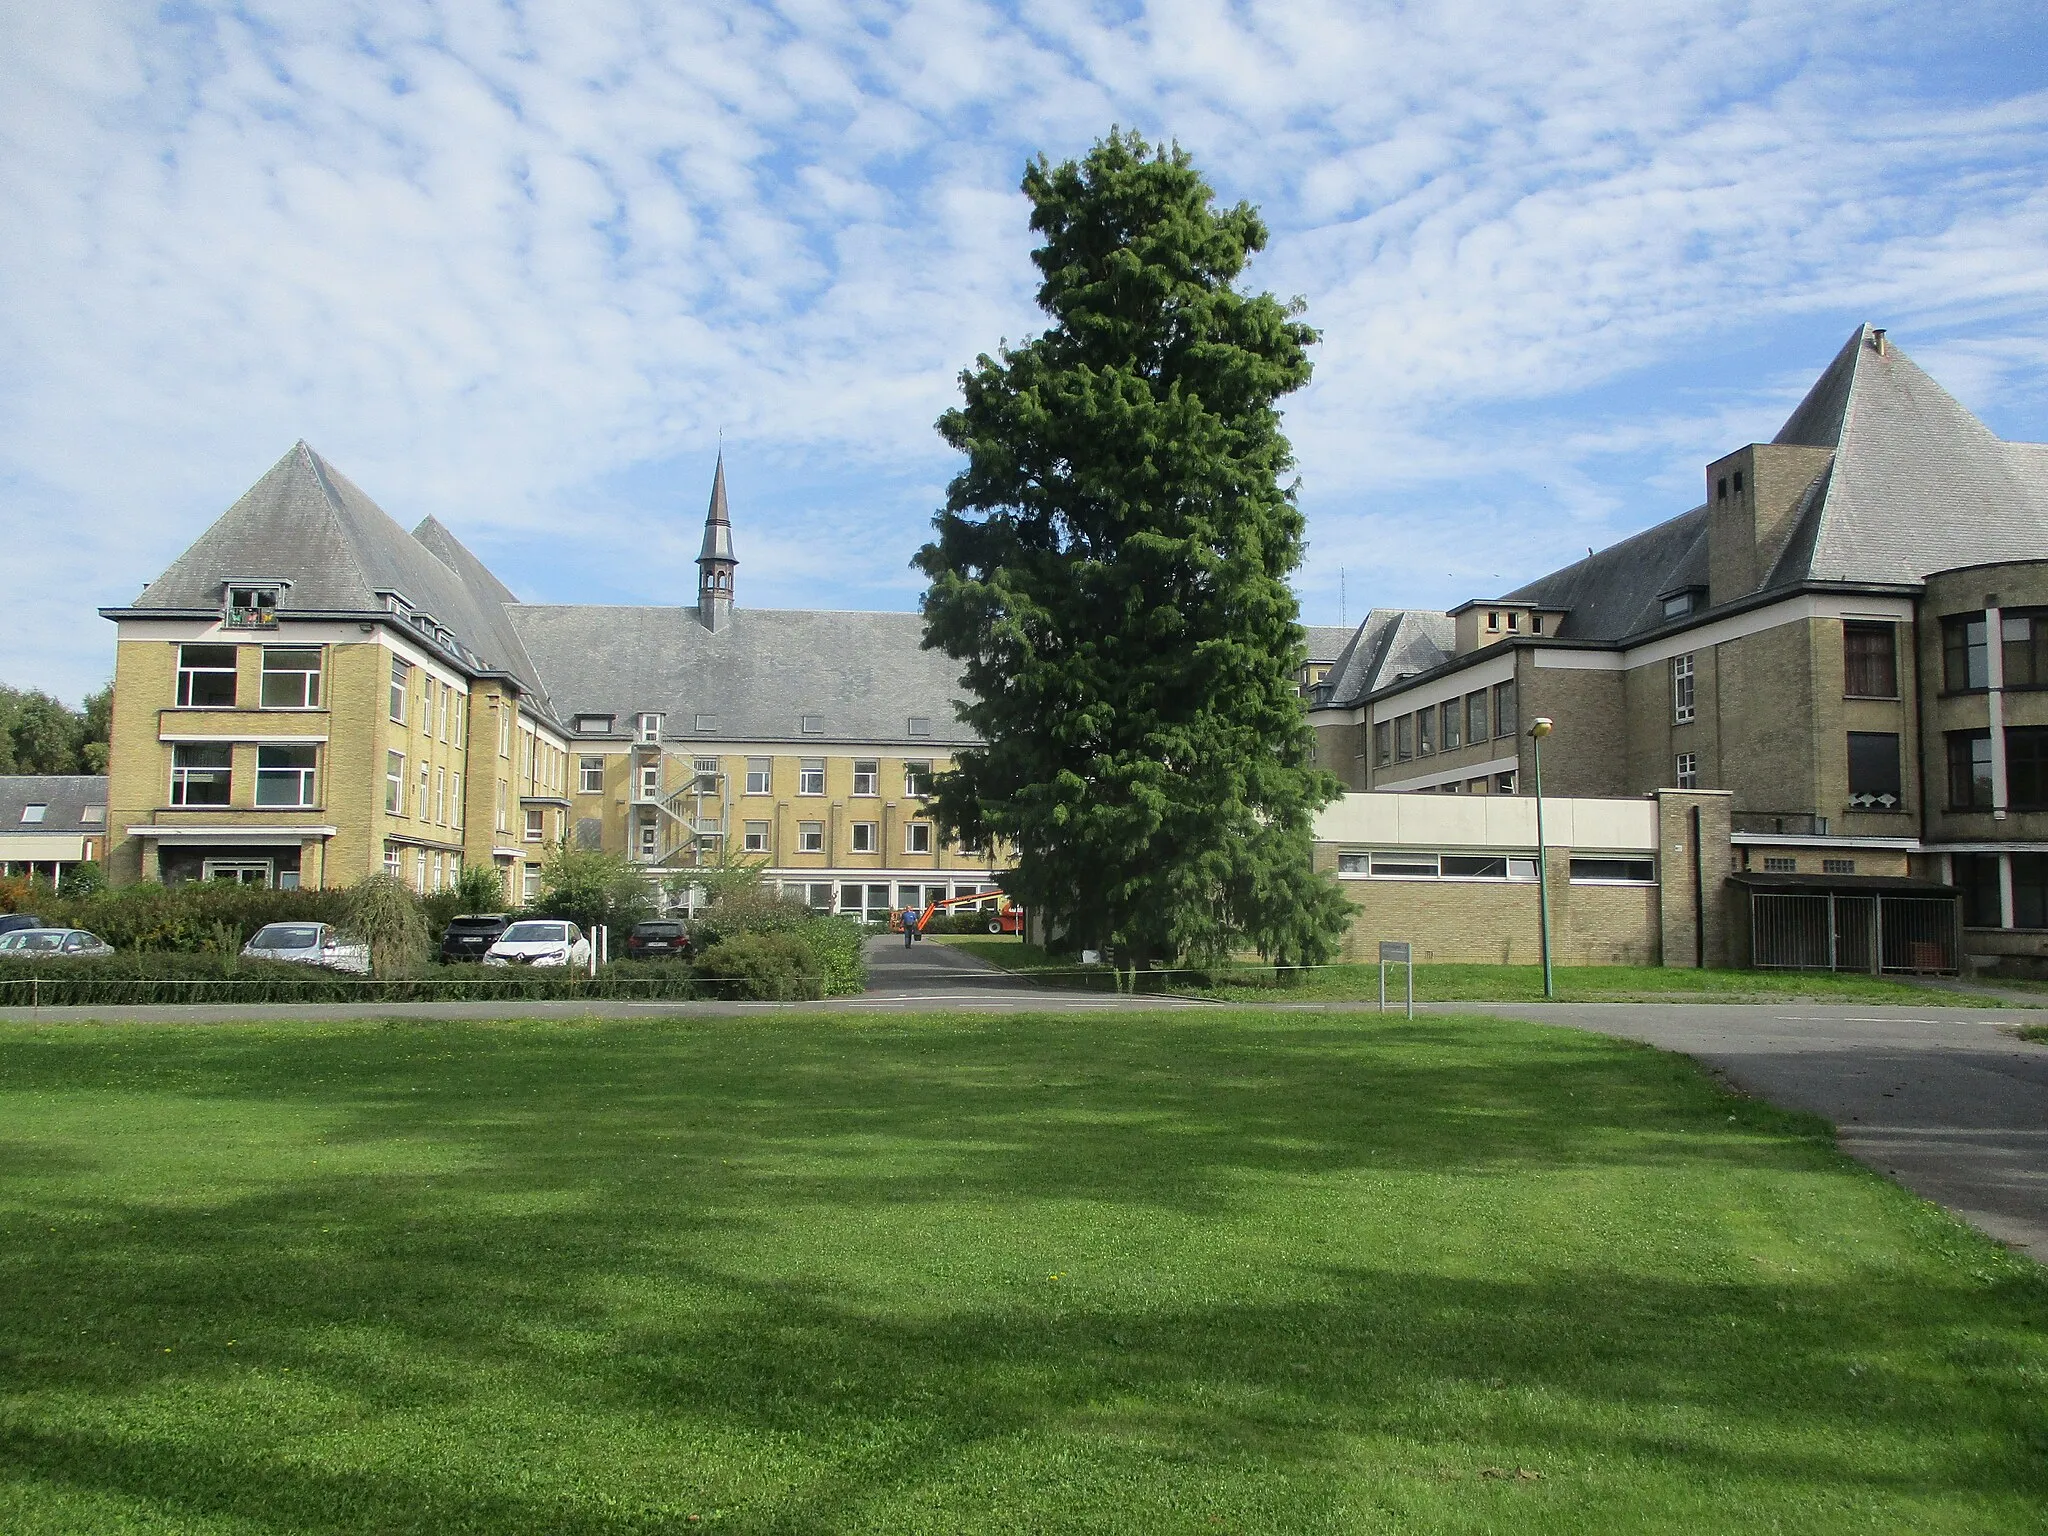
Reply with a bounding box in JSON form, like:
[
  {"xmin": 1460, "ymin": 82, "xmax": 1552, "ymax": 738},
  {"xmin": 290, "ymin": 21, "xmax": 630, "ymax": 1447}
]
[
  {"xmin": 1486, "ymin": 612, "xmax": 1500, "ymax": 631},
  {"xmin": 21, "ymin": 803, "xmax": 46, "ymax": 824},
  {"xmin": 635, "ymin": 713, "xmax": 663, "ymax": 744},
  {"xmin": 1662, "ymin": 589, "xmax": 1701, "ymax": 620},
  {"xmin": 223, "ymin": 582, "xmax": 284, "ymax": 629},
  {"xmin": 574, "ymin": 714, "xmax": 615, "ymax": 734},
  {"xmin": 1530, "ymin": 615, "xmax": 1543, "ymax": 635},
  {"xmin": 1505, "ymin": 612, "xmax": 1520, "ymax": 632}
]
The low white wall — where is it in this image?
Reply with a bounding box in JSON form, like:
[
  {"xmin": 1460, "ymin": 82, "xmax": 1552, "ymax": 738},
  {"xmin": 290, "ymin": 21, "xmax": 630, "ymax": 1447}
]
[{"xmin": 1312, "ymin": 792, "xmax": 1658, "ymax": 853}]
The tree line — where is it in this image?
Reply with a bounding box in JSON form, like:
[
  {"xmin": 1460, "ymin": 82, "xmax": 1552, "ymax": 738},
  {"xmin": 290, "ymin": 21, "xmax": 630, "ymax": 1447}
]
[{"xmin": 0, "ymin": 683, "xmax": 112, "ymax": 776}]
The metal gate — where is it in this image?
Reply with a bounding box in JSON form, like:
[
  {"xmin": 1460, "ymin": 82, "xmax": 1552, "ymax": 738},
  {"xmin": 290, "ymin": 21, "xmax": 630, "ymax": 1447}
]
[{"xmin": 1750, "ymin": 892, "xmax": 1958, "ymax": 973}]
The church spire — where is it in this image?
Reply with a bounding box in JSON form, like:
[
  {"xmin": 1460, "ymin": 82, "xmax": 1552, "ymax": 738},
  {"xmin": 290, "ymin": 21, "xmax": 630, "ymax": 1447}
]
[{"xmin": 696, "ymin": 452, "xmax": 736, "ymax": 631}]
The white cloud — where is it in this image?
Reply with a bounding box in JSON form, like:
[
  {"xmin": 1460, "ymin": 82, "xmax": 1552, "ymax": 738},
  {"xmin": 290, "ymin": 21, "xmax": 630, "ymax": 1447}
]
[{"xmin": 0, "ymin": 0, "xmax": 2045, "ymax": 701}]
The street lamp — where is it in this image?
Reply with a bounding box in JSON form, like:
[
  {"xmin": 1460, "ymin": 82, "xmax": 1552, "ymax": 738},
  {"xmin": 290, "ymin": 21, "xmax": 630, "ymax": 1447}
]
[{"xmin": 1528, "ymin": 716, "xmax": 1555, "ymax": 999}]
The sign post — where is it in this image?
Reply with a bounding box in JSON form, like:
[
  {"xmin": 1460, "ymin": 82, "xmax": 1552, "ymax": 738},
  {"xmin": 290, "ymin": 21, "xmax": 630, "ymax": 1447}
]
[{"xmin": 1378, "ymin": 940, "xmax": 1413, "ymax": 1018}]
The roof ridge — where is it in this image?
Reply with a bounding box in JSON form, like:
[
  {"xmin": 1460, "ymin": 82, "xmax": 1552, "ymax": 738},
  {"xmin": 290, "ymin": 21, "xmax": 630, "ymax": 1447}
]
[{"xmin": 296, "ymin": 443, "xmax": 378, "ymax": 608}]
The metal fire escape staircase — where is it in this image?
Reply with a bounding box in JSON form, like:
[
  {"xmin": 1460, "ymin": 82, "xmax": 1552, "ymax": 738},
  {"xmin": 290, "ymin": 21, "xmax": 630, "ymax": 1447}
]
[{"xmin": 628, "ymin": 737, "xmax": 728, "ymax": 870}]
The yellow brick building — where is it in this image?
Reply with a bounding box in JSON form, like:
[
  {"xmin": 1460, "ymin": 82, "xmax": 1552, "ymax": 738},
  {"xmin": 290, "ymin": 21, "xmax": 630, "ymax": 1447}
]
[{"xmin": 100, "ymin": 444, "xmax": 1009, "ymax": 917}]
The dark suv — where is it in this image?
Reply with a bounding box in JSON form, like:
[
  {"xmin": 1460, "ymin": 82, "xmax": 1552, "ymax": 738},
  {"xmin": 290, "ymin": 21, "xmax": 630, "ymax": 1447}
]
[
  {"xmin": 439, "ymin": 914, "xmax": 510, "ymax": 963},
  {"xmin": 624, "ymin": 919, "xmax": 692, "ymax": 962}
]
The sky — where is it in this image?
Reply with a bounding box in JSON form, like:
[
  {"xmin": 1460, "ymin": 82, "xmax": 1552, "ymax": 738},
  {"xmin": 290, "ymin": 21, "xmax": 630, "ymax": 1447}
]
[{"xmin": 3, "ymin": 0, "xmax": 2047, "ymax": 705}]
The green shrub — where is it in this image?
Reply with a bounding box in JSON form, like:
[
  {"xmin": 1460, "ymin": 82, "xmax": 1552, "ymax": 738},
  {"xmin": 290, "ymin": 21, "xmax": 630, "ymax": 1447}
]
[
  {"xmin": 692, "ymin": 933, "xmax": 825, "ymax": 1001},
  {"xmin": 687, "ymin": 888, "xmax": 815, "ymax": 948},
  {"xmin": 794, "ymin": 916, "xmax": 866, "ymax": 995},
  {"xmin": 58, "ymin": 861, "xmax": 105, "ymax": 897},
  {"xmin": 532, "ymin": 845, "xmax": 656, "ymax": 934},
  {"xmin": 43, "ymin": 882, "xmax": 350, "ymax": 952},
  {"xmin": 340, "ymin": 874, "xmax": 430, "ymax": 978}
]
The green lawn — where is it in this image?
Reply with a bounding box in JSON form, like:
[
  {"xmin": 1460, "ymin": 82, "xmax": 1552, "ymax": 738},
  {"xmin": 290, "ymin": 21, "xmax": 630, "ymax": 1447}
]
[
  {"xmin": 931, "ymin": 936, "xmax": 1992, "ymax": 1005},
  {"xmin": 1, "ymin": 1012, "xmax": 2042, "ymax": 1533}
]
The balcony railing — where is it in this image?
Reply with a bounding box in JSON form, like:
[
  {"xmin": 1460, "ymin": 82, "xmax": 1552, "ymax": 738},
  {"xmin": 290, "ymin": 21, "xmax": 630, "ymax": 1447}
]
[{"xmin": 1732, "ymin": 811, "xmax": 1830, "ymax": 837}]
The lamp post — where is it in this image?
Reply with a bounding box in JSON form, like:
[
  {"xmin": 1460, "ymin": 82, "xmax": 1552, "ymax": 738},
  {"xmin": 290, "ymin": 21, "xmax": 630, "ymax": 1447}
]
[{"xmin": 1528, "ymin": 716, "xmax": 1556, "ymax": 999}]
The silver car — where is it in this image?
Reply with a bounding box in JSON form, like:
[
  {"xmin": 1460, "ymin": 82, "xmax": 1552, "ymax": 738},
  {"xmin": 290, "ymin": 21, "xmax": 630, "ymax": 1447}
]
[
  {"xmin": 240, "ymin": 922, "xmax": 371, "ymax": 974},
  {"xmin": 0, "ymin": 927, "xmax": 115, "ymax": 958},
  {"xmin": 483, "ymin": 919, "xmax": 592, "ymax": 968}
]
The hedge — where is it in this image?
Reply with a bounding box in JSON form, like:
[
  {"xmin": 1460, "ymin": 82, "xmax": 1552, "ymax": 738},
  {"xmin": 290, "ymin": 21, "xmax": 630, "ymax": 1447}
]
[
  {"xmin": 692, "ymin": 934, "xmax": 826, "ymax": 1002},
  {"xmin": 0, "ymin": 955, "xmax": 702, "ymax": 1007}
]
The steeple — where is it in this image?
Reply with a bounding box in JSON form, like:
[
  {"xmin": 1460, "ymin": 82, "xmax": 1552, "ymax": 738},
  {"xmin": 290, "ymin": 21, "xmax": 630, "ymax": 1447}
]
[{"xmin": 696, "ymin": 452, "xmax": 736, "ymax": 631}]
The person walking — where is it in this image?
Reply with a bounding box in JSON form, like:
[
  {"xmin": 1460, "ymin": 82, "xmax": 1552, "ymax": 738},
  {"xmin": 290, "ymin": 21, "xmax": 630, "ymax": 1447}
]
[{"xmin": 902, "ymin": 906, "xmax": 918, "ymax": 948}]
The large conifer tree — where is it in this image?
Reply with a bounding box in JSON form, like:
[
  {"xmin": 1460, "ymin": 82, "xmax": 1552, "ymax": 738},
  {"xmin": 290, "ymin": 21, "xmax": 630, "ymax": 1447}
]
[{"xmin": 916, "ymin": 130, "xmax": 1350, "ymax": 972}]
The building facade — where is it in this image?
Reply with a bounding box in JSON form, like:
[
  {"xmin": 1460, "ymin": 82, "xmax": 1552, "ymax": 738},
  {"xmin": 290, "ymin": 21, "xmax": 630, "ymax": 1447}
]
[
  {"xmin": 1309, "ymin": 326, "xmax": 2048, "ymax": 973},
  {"xmin": 99, "ymin": 444, "xmax": 1009, "ymax": 917},
  {"xmin": 0, "ymin": 776, "xmax": 108, "ymax": 882}
]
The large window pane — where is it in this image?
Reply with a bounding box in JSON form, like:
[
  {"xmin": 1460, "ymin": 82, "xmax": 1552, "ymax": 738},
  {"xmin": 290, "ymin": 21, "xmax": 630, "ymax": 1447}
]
[
  {"xmin": 2003, "ymin": 610, "xmax": 2048, "ymax": 689},
  {"xmin": 1955, "ymin": 852, "xmax": 2002, "ymax": 927},
  {"xmin": 1846, "ymin": 732, "xmax": 1901, "ymax": 810},
  {"xmin": 176, "ymin": 645, "xmax": 238, "ymax": 708},
  {"xmin": 171, "ymin": 744, "xmax": 232, "ymax": 805},
  {"xmin": 2008, "ymin": 727, "xmax": 2048, "ymax": 811},
  {"xmin": 255, "ymin": 745, "xmax": 317, "ymax": 806},
  {"xmin": 1943, "ymin": 615, "xmax": 1988, "ymax": 690},
  {"xmin": 2013, "ymin": 854, "xmax": 2048, "ymax": 931},
  {"xmin": 260, "ymin": 648, "xmax": 322, "ymax": 708},
  {"xmin": 1946, "ymin": 731, "xmax": 1992, "ymax": 810},
  {"xmin": 1843, "ymin": 623, "xmax": 1897, "ymax": 697}
]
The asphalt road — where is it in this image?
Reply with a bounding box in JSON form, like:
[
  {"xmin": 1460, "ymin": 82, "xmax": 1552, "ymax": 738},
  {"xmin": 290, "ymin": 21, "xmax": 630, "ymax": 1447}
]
[{"xmin": 1, "ymin": 939, "xmax": 2041, "ymax": 1259}]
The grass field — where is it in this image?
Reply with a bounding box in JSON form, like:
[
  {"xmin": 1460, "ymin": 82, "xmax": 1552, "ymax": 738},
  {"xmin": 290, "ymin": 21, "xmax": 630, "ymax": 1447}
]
[
  {"xmin": 1, "ymin": 1011, "xmax": 2043, "ymax": 1533},
  {"xmin": 931, "ymin": 936, "xmax": 1992, "ymax": 1005}
]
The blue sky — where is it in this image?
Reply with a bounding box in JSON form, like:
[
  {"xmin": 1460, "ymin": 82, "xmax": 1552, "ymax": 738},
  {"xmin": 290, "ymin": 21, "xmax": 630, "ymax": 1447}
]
[{"xmin": 3, "ymin": 0, "xmax": 2047, "ymax": 703}]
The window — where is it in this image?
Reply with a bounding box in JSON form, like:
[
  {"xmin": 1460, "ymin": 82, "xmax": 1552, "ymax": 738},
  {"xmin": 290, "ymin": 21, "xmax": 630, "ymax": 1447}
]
[
  {"xmin": 1674, "ymin": 752, "xmax": 1698, "ymax": 789},
  {"xmin": 694, "ymin": 714, "xmax": 717, "ymax": 732},
  {"xmin": 82, "ymin": 805, "xmax": 104, "ymax": 824},
  {"xmin": 1955, "ymin": 853, "xmax": 2001, "ymax": 927},
  {"xmin": 439, "ymin": 683, "xmax": 452, "ymax": 741},
  {"xmin": 1416, "ymin": 709, "xmax": 1434, "ymax": 756},
  {"xmin": 497, "ymin": 707, "xmax": 510, "ymax": 758},
  {"xmin": 1347, "ymin": 852, "xmax": 1537, "ymax": 880},
  {"xmin": 2015, "ymin": 853, "xmax": 2048, "ymax": 930},
  {"xmin": 1439, "ymin": 701, "xmax": 1460, "ymax": 751},
  {"xmin": 496, "ymin": 779, "xmax": 508, "ymax": 833},
  {"xmin": 852, "ymin": 760, "xmax": 879, "ymax": 796},
  {"xmin": 1466, "ymin": 691, "xmax": 1487, "ymax": 744},
  {"xmin": 2008, "ymin": 726, "xmax": 2048, "ymax": 811},
  {"xmin": 743, "ymin": 758, "xmax": 771, "ymax": 795},
  {"xmin": 384, "ymin": 843, "xmax": 402, "ymax": 880},
  {"xmin": 524, "ymin": 807, "xmax": 545, "ymax": 843},
  {"xmin": 851, "ymin": 822, "xmax": 878, "ymax": 853},
  {"xmin": 694, "ymin": 756, "xmax": 719, "ymax": 788},
  {"xmin": 639, "ymin": 763, "xmax": 661, "ymax": 800},
  {"xmin": 797, "ymin": 821, "xmax": 824, "ymax": 853},
  {"xmin": 1372, "ymin": 852, "xmax": 1439, "ymax": 877},
  {"xmin": 1946, "ymin": 730, "xmax": 1993, "ymax": 811},
  {"xmin": 1943, "ymin": 614, "xmax": 1989, "ymax": 691},
  {"xmin": 1662, "ymin": 591, "xmax": 1695, "ymax": 620},
  {"xmin": 1395, "ymin": 715, "xmax": 1413, "ymax": 761},
  {"xmin": 223, "ymin": 584, "xmax": 281, "ymax": 628},
  {"xmin": 1486, "ymin": 612, "xmax": 1499, "ymax": 631},
  {"xmin": 1822, "ymin": 858, "xmax": 1857, "ymax": 875},
  {"xmin": 2004, "ymin": 610, "xmax": 2048, "ymax": 688},
  {"xmin": 254, "ymin": 745, "xmax": 317, "ymax": 807},
  {"xmin": 1843, "ymin": 622, "xmax": 1898, "ymax": 698},
  {"xmin": 254, "ymin": 647, "xmax": 322, "ymax": 709},
  {"xmin": 1373, "ymin": 722, "xmax": 1392, "ymax": 767},
  {"xmin": 1671, "ymin": 653, "xmax": 1695, "ymax": 725},
  {"xmin": 1717, "ymin": 476, "xmax": 1729, "ymax": 502},
  {"xmin": 1763, "ymin": 856, "xmax": 1797, "ymax": 873},
  {"xmin": 1846, "ymin": 732, "xmax": 1902, "ymax": 810},
  {"xmin": 907, "ymin": 716, "xmax": 931, "ymax": 737},
  {"xmin": 636, "ymin": 713, "xmax": 662, "ymax": 744},
  {"xmin": 1494, "ymin": 771, "xmax": 1517, "ymax": 794},
  {"xmin": 639, "ymin": 819, "xmax": 658, "ymax": 857},
  {"xmin": 452, "ymin": 773, "xmax": 463, "ymax": 828},
  {"xmin": 579, "ymin": 756, "xmax": 605, "ymax": 794},
  {"xmin": 904, "ymin": 761, "xmax": 931, "ymax": 797},
  {"xmin": 523, "ymin": 868, "xmax": 541, "ymax": 904},
  {"xmin": 1492, "ymin": 680, "xmax": 1517, "ymax": 737},
  {"xmin": 905, "ymin": 822, "xmax": 932, "ymax": 853},
  {"xmin": 176, "ymin": 644, "xmax": 238, "ymax": 708},
  {"xmin": 742, "ymin": 821, "xmax": 769, "ymax": 852},
  {"xmin": 798, "ymin": 758, "xmax": 825, "ymax": 795},
  {"xmin": 1337, "ymin": 853, "xmax": 1368, "ymax": 874},
  {"xmin": 801, "ymin": 714, "xmax": 824, "ymax": 734},
  {"xmin": 434, "ymin": 767, "xmax": 447, "ymax": 824},
  {"xmin": 417, "ymin": 763, "xmax": 428, "ymax": 819},
  {"xmin": 20, "ymin": 803, "xmax": 46, "ymax": 823},
  {"xmin": 575, "ymin": 714, "xmax": 613, "ymax": 734},
  {"xmin": 171, "ymin": 744, "xmax": 232, "ymax": 806},
  {"xmin": 386, "ymin": 752, "xmax": 405, "ymax": 814},
  {"xmin": 1569, "ymin": 858, "xmax": 1656, "ymax": 883},
  {"xmin": 1505, "ymin": 611, "xmax": 1520, "ymax": 632}
]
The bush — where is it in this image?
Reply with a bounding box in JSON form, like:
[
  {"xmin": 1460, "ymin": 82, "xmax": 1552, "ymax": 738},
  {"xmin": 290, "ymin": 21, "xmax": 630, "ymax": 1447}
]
[
  {"xmin": 0, "ymin": 954, "xmax": 700, "ymax": 1006},
  {"xmin": 532, "ymin": 845, "xmax": 655, "ymax": 934},
  {"xmin": 28, "ymin": 881, "xmax": 349, "ymax": 952},
  {"xmin": 340, "ymin": 874, "xmax": 430, "ymax": 978},
  {"xmin": 59, "ymin": 861, "xmax": 105, "ymax": 897},
  {"xmin": 794, "ymin": 916, "xmax": 866, "ymax": 995},
  {"xmin": 689, "ymin": 895, "xmax": 864, "ymax": 996},
  {"xmin": 692, "ymin": 933, "xmax": 825, "ymax": 1001}
]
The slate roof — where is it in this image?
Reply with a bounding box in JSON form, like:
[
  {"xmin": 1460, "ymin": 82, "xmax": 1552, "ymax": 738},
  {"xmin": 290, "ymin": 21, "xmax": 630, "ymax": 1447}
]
[
  {"xmin": 505, "ymin": 605, "xmax": 977, "ymax": 747},
  {"xmin": 0, "ymin": 776, "xmax": 108, "ymax": 832},
  {"xmin": 1502, "ymin": 504, "xmax": 1710, "ymax": 644},
  {"xmin": 1303, "ymin": 625, "xmax": 1356, "ymax": 663},
  {"xmin": 1319, "ymin": 609, "xmax": 1455, "ymax": 708},
  {"xmin": 114, "ymin": 443, "xmax": 553, "ymax": 708}
]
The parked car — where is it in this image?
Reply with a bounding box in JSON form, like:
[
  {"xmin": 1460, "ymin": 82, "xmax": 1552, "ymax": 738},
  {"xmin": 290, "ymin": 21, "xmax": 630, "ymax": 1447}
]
[
  {"xmin": 0, "ymin": 927, "xmax": 114, "ymax": 958},
  {"xmin": 624, "ymin": 919, "xmax": 692, "ymax": 962},
  {"xmin": 0, "ymin": 913, "xmax": 47, "ymax": 937},
  {"xmin": 439, "ymin": 913, "xmax": 511, "ymax": 964},
  {"xmin": 483, "ymin": 920, "xmax": 591, "ymax": 968},
  {"xmin": 240, "ymin": 922, "xmax": 371, "ymax": 974}
]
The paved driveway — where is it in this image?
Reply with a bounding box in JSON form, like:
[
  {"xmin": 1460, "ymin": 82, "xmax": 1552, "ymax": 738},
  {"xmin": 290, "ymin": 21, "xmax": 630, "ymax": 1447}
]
[{"xmin": 1456, "ymin": 1001, "xmax": 2048, "ymax": 1262}]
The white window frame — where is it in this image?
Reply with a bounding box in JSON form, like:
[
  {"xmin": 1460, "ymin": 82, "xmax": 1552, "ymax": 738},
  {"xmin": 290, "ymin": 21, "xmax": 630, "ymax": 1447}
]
[
  {"xmin": 904, "ymin": 760, "xmax": 932, "ymax": 797},
  {"xmin": 746, "ymin": 758, "xmax": 772, "ymax": 795},
  {"xmin": 452, "ymin": 773, "xmax": 463, "ymax": 828},
  {"xmin": 386, "ymin": 751, "xmax": 405, "ymax": 815},
  {"xmin": 1675, "ymin": 752, "xmax": 1698, "ymax": 790},
  {"xmin": 639, "ymin": 762, "xmax": 662, "ymax": 800},
  {"xmin": 176, "ymin": 644, "xmax": 239, "ymax": 709},
  {"xmin": 852, "ymin": 760, "xmax": 879, "ymax": 797},
  {"xmin": 579, "ymin": 756, "xmax": 605, "ymax": 794},
  {"xmin": 170, "ymin": 743, "xmax": 234, "ymax": 806},
  {"xmin": 389, "ymin": 657, "xmax": 409, "ymax": 723},
  {"xmin": 524, "ymin": 807, "xmax": 545, "ymax": 843},
  {"xmin": 435, "ymin": 766, "xmax": 447, "ymax": 824},
  {"xmin": 850, "ymin": 821, "xmax": 878, "ymax": 854},
  {"xmin": 905, "ymin": 821, "xmax": 932, "ymax": 853},
  {"xmin": 797, "ymin": 821, "xmax": 824, "ymax": 853},
  {"xmin": 798, "ymin": 758, "xmax": 825, "ymax": 796},
  {"xmin": 259, "ymin": 647, "xmax": 322, "ymax": 709},
  {"xmin": 1672, "ymin": 653, "xmax": 1695, "ymax": 725},
  {"xmin": 20, "ymin": 803, "xmax": 47, "ymax": 824},
  {"xmin": 255, "ymin": 745, "xmax": 318, "ymax": 807},
  {"xmin": 742, "ymin": 821, "xmax": 769, "ymax": 853}
]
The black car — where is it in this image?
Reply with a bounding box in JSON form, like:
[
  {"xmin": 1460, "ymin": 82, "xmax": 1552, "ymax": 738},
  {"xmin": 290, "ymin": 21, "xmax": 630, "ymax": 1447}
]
[
  {"xmin": 439, "ymin": 913, "xmax": 510, "ymax": 963},
  {"xmin": 625, "ymin": 919, "xmax": 692, "ymax": 961},
  {"xmin": 0, "ymin": 913, "xmax": 45, "ymax": 937}
]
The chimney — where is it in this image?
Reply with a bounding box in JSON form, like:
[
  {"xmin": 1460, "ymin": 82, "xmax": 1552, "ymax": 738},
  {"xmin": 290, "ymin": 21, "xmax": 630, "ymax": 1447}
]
[
  {"xmin": 1705, "ymin": 443, "xmax": 1835, "ymax": 606},
  {"xmin": 696, "ymin": 453, "xmax": 736, "ymax": 632}
]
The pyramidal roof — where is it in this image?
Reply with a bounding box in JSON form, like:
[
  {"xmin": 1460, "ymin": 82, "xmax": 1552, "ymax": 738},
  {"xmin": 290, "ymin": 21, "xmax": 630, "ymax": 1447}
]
[
  {"xmin": 698, "ymin": 452, "xmax": 735, "ymax": 565},
  {"xmin": 1771, "ymin": 325, "xmax": 2048, "ymax": 586},
  {"xmin": 124, "ymin": 442, "xmax": 551, "ymax": 704}
]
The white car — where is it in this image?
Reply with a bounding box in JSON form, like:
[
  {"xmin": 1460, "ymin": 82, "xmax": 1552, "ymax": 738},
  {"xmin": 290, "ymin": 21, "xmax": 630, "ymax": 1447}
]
[
  {"xmin": 483, "ymin": 919, "xmax": 591, "ymax": 968},
  {"xmin": 0, "ymin": 927, "xmax": 115, "ymax": 958},
  {"xmin": 240, "ymin": 922, "xmax": 371, "ymax": 974}
]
